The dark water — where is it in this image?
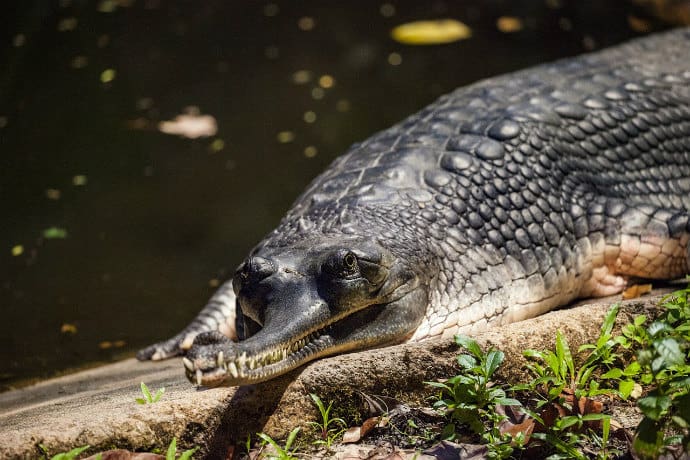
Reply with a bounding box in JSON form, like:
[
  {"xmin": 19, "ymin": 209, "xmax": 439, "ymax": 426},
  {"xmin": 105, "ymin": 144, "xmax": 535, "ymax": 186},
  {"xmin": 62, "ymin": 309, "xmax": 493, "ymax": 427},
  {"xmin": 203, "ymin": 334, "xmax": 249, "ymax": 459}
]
[{"xmin": 0, "ymin": 0, "xmax": 664, "ymax": 388}]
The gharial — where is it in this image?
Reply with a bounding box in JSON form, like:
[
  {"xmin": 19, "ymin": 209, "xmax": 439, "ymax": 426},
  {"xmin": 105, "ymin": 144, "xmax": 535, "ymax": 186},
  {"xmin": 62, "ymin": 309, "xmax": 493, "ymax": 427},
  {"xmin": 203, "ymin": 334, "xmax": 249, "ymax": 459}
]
[{"xmin": 138, "ymin": 28, "xmax": 690, "ymax": 387}]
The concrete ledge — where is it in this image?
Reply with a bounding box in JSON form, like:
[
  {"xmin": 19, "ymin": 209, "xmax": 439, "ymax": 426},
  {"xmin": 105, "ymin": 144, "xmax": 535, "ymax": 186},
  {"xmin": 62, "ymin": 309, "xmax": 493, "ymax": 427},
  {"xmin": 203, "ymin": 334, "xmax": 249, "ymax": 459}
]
[{"xmin": 0, "ymin": 291, "xmax": 670, "ymax": 459}]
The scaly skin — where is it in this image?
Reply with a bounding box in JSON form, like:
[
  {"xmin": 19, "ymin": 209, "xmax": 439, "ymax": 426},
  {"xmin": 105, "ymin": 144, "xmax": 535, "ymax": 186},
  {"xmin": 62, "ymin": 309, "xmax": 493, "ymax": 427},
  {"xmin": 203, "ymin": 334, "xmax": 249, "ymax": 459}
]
[{"xmin": 138, "ymin": 28, "xmax": 690, "ymax": 387}]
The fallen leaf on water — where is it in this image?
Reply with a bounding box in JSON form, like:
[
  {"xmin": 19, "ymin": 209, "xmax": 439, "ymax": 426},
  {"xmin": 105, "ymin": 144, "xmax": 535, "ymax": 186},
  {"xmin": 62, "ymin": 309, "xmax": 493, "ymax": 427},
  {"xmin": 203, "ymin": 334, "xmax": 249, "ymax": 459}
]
[
  {"xmin": 158, "ymin": 107, "xmax": 218, "ymax": 138},
  {"xmin": 45, "ymin": 188, "xmax": 61, "ymax": 200},
  {"xmin": 622, "ymin": 283, "xmax": 652, "ymax": 300},
  {"xmin": 43, "ymin": 227, "xmax": 68, "ymax": 239},
  {"xmin": 61, "ymin": 323, "xmax": 78, "ymax": 334},
  {"xmin": 496, "ymin": 16, "xmax": 523, "ymax": 33},
  {"xmin": 391, "ymin": 19, "xmax": 471, "ymax": 45}
]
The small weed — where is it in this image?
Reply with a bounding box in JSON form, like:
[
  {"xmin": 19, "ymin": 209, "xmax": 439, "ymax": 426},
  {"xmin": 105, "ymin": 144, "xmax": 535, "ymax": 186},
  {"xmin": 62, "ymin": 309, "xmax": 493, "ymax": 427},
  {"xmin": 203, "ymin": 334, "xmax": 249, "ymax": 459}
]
[
  {"xmin": 165, "ymin": 437, "xmax": 199, "ymax": 460},
  {"xmin": 520, "ymin": 305, "xmax": 624, "ymax": 406},
  {"xmin": 308, "ymin": 393, "xmax": 346, "ymax": 449},
  {"xmin": 135, "ymin": 381, "xmax": 165, "ymax": 404},
  {"xmin": 39, "ymin": 444, "xmax": 90, "ymax": 460},
  {"xmin": 427, "ymin": 334, "xmax": 522, "ymax": 458},
  {"xmin": 256, "ymin": 427, "xmax": 301, "ymax": 460}
]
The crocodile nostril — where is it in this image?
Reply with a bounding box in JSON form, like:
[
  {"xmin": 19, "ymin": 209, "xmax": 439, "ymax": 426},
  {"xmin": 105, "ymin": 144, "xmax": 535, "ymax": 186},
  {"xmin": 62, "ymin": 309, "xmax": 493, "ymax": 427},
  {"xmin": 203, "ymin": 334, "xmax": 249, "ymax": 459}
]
[{"xmin": 246, "ymin": 256, "xmax": 276, "ymax": 281}]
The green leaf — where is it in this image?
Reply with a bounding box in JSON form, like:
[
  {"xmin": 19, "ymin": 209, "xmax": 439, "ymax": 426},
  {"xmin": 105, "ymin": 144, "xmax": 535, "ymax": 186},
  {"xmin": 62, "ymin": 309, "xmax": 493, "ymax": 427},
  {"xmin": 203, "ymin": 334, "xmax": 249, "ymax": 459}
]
[
  {"xmin": 484, "ymin": 350, "xmax": 504, "ymax": 377},
  {"xmin": 555, "ymin": 331, "xmax": 574, "ymax": 382},
  {"xmin": 456, "ymin": 354, "xmax": 476, "ymax": 370},
  {"xmin": 141, "ymin": 382, "xmax": 153, "ymax": 403},
  {"xmin": 135, "ymin": 398, "xmax": 147, "ymax": 405},
  {"xmin": 638, "ymin": 395, "xmax": 672, "ymax": 421},
  {"xmin": 43, "ymin": 227, "xmax": 68, "ymax": 239},
  {"xmin": 633, "ymin": 417, "xmax": 664, "ymax": 458},
  {"xmin": 619, "ymin": 379, "xmax": 635, "ymax": 399},
  {"xmin": 494, "ymin": 398, "xmax": 522, "ymax": 406},
  {"xmin": 654, "ymin": 337, "xmax": 684, "ymax": 367},
  {"xmin": 580, "ymin": 413, "xmax": 610, "ymax": 421},
  {"xmin": 178, "ymin": 447, "xmax": 199, "ymax": 460},
  {"xmin": 284, "ymin": 427, "xmax": 300, "ymax": 450},
  {"xmin": 166, "ymin": 437, "xmax": 177, "ymax": 460},
  {"xmin": 441, "ymin": 422, "xmax": 456, "ymax": 440},
  {"xmin": 50, "ymin": 445, "xmax": 90, "ymax": 460},
  {"xmin": 153, "ymin": 387, "xmax": 165, "ymax": 402},
  {"xmin": 455, "ymin": 335, "xmax": 482, "ymax": 358},
  {"xmin": 601, "ymin": 368, "xmax": 623, "ymax": 379},
  {"xmin": 623, "ymin": 361, "xmax": 641, "ymax": 376},
  {"xmin": 648, "ymin": 321, "xmax": 670, "ymax": 338}
]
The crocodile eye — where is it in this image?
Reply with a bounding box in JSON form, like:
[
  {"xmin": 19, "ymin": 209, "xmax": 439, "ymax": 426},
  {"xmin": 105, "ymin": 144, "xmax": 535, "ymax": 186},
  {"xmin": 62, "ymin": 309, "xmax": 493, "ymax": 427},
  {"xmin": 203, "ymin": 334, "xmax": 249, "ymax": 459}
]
[
  {"xmin": 323, "ymin": 250, "xmax": 359, "ymax": 278},
  {"xmin": 343, "ymin": 252, "xmax": 357, "ymax": 271}
]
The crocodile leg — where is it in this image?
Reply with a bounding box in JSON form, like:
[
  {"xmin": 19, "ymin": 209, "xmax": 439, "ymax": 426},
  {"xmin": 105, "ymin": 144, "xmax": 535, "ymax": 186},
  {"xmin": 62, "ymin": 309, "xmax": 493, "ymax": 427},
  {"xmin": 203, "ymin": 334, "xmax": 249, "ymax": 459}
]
[{"xmin": 136, "ymin": 280, "xmax": 238, "ymax": 360}]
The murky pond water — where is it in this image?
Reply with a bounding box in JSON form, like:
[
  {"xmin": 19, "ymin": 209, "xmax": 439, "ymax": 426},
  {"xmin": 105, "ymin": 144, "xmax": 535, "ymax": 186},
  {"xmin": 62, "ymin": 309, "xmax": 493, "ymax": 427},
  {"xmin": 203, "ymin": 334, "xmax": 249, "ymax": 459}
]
[{"xmin": 0, "ymin": 0, "xmax": 664, "ymax": 388}]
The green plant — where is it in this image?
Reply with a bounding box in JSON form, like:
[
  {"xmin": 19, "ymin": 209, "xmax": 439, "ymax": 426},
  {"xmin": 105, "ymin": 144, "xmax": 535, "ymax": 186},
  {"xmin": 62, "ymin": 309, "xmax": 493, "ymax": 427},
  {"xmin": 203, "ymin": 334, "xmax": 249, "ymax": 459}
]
[
  {"xmin": 531, "ymin": 412, "xmax": 611, "ymax": 460},
  {"xmin": 629, "ymin": 288, "xmax": 690, "ymax": 458},
  {"xmin": 427, "ymin": 334, "xmax": 521, "ymax": 459},
  {"xmin": 40, "ymin": 445, "xmax": 90, "ymax": 460},
  {"xmin": 521, "ymin": 305, "xmax": 624, "ymax": 406},
  {"xmin": 308, "ymin": 393, "xmax": 346, "ymax": 449},
  {"xmin": 135, "ymin": 381, "xmax": 165, "ymax": 404},
  {"xmin": 165, "ymin": 437, "xmax": 199, "ymax": 460},
  {"xmin": 257, "ymin": 427, "xmax": 301, "ymax": 460}
]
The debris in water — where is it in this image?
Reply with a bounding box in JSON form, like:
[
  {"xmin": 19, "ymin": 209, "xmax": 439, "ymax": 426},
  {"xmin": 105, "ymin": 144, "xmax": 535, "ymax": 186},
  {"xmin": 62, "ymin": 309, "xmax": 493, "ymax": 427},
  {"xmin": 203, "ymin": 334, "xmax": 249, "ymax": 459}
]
[
  {"xmin": 496, "ymin": 16, "xmax": 523, "ymax": 33},
  {"xmin": 73, "ymin": 175, "xmax": 88, "ymax": 186},
  {"xmin": 209, "ymin": 138, "xmax": 225, "ymax": 152},
  {"xmin": 277, "ymin": 131, "xmax": 295, "ymax": 143},
  {"xmin": 43, "ymin": 227, "xmax": 68, "ymax": 239},
  {"xmin": 303, "ymin": 111, "xmax": 316, "ymax": 123},
  {"xmin": 388, "ymin": 52, "xmax": 402, "ymax": 65},
  {"xmin": 391, "ymin": 19, "xmax": 471, "ymax": 45},
  {"xmin": 100, "ymin": 68, "xmax": 116, "ymax": 83},
  {"xmin": 311, "ymin": 87, "xmax": 325, "ymax": 100},
  {"xmin": 298, "ymin": 16, "xmax": 316, "ymax": 31},
  {"xmin": 318, "ymin": 75, "xmax": 335, "ymax": 88},
  {"xmin": 291, "ymin": 70, "xmax": 312, "ymax": 85},
  {"xmin": 45, "ymin": 189, "xmax": 61, "ymax": 200},
  {"xmin": 380, "ymin": 3, "xmax": 396, "ymax": 18},
  {"xmin": 61, "ymin": 323, "xmax": 78, "ymax": 334},
  {"xmin": 158, "ymin": 107, "xmax": 218, "ymax": 138},
  {"xmin": 304, "ymin": 146, "xmax": 318, "ymax": 158}
]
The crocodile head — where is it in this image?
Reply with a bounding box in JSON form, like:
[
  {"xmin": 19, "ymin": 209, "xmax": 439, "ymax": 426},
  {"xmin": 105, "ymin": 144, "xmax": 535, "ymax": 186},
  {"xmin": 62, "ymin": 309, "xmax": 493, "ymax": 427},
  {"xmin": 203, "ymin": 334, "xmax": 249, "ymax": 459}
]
[{"xmin": 183, "ymin": 236, "xmax": 427, "ymax": 386}]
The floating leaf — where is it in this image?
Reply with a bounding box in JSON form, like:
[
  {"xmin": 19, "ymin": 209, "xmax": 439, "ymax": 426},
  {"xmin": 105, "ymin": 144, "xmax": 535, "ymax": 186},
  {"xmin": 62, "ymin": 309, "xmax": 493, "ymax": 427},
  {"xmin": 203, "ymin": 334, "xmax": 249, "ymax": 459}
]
[
  {"xmin": 43, "ymin": 227, "xmax": 68, "ymax": 239},
  {"xmin": 391, "ymin": 19, "xmax": 471, "ymax": 45},
  {"xmin": 496, "ymin": 16, "xmax": 523, "ymax": 33}
]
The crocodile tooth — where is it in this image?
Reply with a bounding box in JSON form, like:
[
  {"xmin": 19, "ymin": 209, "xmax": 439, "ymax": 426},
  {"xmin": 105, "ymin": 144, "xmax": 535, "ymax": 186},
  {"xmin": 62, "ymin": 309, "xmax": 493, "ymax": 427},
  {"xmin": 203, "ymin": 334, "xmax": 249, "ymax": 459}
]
[
  {"xmin": 217, "ymin": 351, "xmax": 224, "ymax": 367},
  {"xmin": 196, "ymin": 369, "xmax": 203, "ymax": 386},
  {"xmin": 228, "ymin": 361, "xmax": 239, "ymax": 378},
  {"xmin": 182, "ymin": 357, "xmax": 194, "ymax": 371},
  {"xmin": 237, "ymin": 352, "xmax": 247, "ymax": 367},
  {"xmin": 249, "ymin": 358, "xmax": 256, "ymax": 370}
]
